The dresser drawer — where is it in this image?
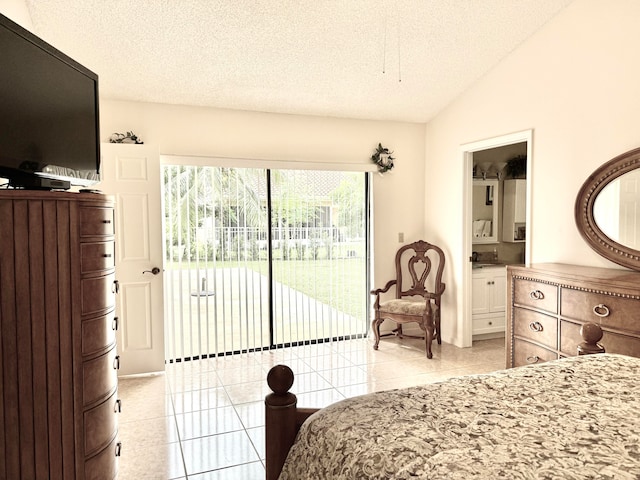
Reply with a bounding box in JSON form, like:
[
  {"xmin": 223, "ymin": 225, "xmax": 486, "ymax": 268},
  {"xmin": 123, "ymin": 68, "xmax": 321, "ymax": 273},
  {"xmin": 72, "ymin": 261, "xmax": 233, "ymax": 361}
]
[
  {"xmin": 513, "ymin": 278, "xmax": 558, "ymax": 314},
  {"xmin": 82, "ymin": 311, "xmax": 117, "ymax": 357},
  {"xmin": 560, "ymin": 288, "xmax": 640, "ymax": 333},
  {"xmin": 513, "ymin": 308, "xmax": 557, "ymax": 349},
  {"xmin": 83, "ymin": 347, "xmax": 119, "ymax": 406},
  {"xmin": 560, "ymin": 320, "xmax": 640, "ymax": 357},
  {"xmin": 512, "ymin": 338, "xmax": 557, "ymax": 367},
  {"xmin": 81, "ymin": 242, "xmax": 115, "ymax": 274},
  {"xmin": 82, "ymin": 273, "xmax": 116, "ymax": 315},
  {"xmin": 85, "ymin": 434, "xmax": 120, "ymax": 480},
  {"xmin": 80, "ymin": 206, "xmax": 115, "ymax": 237},
  {"xmin": 84, "ymin": 390, "xmax": 119, "ymax": 457}
]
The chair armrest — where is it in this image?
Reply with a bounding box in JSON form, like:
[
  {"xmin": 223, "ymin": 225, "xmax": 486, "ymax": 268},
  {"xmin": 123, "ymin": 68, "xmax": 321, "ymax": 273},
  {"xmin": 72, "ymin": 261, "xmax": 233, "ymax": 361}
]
[
  {"xmin": 370, "ymin": 280, "xmax": 396, "ymax": 296},
  {"xmin": 370, "ymin": 280, "xmax": 397, "ymax": 309}
]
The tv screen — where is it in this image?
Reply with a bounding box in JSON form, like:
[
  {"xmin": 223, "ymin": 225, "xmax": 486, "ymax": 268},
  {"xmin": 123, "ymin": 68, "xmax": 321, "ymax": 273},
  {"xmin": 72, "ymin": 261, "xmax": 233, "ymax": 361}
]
[{"xmin": 0, "ymin": 13, "xmax": 100, "ymax": 189}]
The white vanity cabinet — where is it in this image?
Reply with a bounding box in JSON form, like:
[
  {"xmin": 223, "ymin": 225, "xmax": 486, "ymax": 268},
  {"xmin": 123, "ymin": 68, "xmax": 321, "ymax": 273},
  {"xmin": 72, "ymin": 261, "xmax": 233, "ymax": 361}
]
[
  {"xmin": 502, "ymin": 179, "xmax": 526, "ymax": 242},
  {"xmin": 472, "ymin": 265, "xmax": 506, "ymax": 335}
]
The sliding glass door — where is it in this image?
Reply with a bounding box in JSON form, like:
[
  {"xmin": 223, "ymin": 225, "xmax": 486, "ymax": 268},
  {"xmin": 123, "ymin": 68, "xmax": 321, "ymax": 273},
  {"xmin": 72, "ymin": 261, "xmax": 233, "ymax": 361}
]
[{"xmin": 162, "ymin": 165, "xmax": 369, "ymax": 361}]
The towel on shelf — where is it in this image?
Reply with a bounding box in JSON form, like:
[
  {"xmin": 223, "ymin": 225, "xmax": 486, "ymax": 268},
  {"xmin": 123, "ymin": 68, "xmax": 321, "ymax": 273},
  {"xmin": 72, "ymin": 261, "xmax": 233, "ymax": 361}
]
[
  {"xmin": 482, "ymin": 220, "xmax": 492, "ymax": 237},
  {"xmin": 473, "ymin": 220, "xmax": 485, "ymax": 238}
]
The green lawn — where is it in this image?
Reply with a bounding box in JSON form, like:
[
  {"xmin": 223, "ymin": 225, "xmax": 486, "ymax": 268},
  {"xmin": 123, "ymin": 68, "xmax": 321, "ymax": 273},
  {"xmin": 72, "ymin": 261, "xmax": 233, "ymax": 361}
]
[{"xmin": 166, "ymin": 257, "xmax": 367, "ymax": 319}]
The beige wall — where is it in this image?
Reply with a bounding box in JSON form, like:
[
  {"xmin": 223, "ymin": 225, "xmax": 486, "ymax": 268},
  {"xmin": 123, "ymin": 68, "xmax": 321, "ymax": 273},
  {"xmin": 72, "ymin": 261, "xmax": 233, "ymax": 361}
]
[
  {"xmin": 1, "ymin": 0, "xmax": 32, "ymax": 29},
  {"xmin": 100, "ymin": 100, "xmax": 426, "ymax": 302},
  {"xmin": 425, "ymin": 0, "xmax": 640, "ymax": 345}
]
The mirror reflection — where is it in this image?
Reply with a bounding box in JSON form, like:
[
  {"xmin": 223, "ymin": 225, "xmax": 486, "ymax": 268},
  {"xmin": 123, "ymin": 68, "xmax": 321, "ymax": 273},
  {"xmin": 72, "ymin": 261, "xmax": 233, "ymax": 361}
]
[{"xmin": 593, "ymin": 169, "xmax": 640, "ymax": 249}]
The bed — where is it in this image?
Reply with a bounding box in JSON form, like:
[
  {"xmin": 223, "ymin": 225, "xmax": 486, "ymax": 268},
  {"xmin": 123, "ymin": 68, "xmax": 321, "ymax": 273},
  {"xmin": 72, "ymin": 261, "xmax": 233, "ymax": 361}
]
[{"xmin": 264, "ymin": 325, "xmax": 640, "ymax": 479}]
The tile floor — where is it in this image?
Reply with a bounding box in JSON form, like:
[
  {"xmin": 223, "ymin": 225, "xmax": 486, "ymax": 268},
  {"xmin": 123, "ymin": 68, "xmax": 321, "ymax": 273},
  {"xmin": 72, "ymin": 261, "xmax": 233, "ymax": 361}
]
[{"xmin": 116, "ymin": 335, "xmax": 506, "ymax": 479}]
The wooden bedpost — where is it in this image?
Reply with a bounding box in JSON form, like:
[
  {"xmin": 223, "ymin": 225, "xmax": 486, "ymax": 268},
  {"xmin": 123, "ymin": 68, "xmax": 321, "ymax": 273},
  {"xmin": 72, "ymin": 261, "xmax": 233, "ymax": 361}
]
[
  {"xmin": 265, "ymin": 364, "xmax": 297, "ymax": 480},
  {"xmin": 577, "ymin": 322, "xmax": 606, "ymax": 355}
]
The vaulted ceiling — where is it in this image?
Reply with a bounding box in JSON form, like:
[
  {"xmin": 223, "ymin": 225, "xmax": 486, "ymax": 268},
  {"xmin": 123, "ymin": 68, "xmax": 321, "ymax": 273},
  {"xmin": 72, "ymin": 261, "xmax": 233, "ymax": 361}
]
[{"xmin": 24, "ymin": 0, "xmax": 574, "ymax": 123}]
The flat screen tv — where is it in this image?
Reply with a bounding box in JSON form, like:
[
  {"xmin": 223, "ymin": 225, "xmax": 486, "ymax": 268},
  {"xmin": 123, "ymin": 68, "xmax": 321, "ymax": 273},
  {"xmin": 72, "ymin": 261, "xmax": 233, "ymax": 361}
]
[{"xmin": 0, "ymin": 13, "xmax": 100, "ymax": 190}]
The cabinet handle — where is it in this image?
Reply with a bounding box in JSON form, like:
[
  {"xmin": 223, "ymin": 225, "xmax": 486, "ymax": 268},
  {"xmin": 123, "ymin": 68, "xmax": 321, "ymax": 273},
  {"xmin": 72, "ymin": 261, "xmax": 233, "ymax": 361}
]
[
  {"xmin": 593, "ymin": 303, "xmax": 610, "ymax": 318},
  {"xmin": 115, "ymin": 399, "xmax": 122, "ymax": 413},
  {"xmin": 115, "ymin": 442, "xmax": 122, "ymax": 457},
  {"xmin": 529, "ymin": 290, "xmax": 544, "ymax": 300},
  {"xmin": 529, "ymin": 321, "xmax": 544, "ymax": 332},
  {"xmin": 112, "ymin": 316, "xmax": 119, "ymax": 331},
  {"xmin": 526, "ymin": 355, "xmax": 540, "ymax": 364},
  {"xmin": 112, "ymin": 280, "xmax": 120, "ymax": 294},
  {"xmin": 103, "ymin": 219, "xmax": 112, "ymax": 224},
  {"xmin": 102, "ymin": 253, "xmax": 112, "ymax": 258},
  {"xmin": 113, "ymin": 355, "xmax": 120, "ymax": 370}
]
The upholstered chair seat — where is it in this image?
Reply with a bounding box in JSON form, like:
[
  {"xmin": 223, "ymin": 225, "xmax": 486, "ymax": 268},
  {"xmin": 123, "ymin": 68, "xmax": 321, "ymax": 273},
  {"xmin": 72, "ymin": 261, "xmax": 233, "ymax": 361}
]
[{"xmin": 379, "ymin": 299, "xmax": 439, "ymax": 317}]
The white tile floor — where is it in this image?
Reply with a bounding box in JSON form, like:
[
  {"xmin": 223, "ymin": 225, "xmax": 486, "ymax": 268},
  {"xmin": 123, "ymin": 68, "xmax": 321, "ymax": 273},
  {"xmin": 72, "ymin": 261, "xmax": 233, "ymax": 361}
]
[{"xmin": 116, "ymin": 335, "xmax": 506, "ymax": 479}]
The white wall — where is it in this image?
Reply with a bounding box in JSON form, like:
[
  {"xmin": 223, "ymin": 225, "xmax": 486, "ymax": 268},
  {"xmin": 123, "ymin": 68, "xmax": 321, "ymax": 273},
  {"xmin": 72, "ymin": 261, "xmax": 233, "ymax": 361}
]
[
  {"xmin": 1, "ymin": 0, "xmax": 32, "ymax": 29},
  {"xmin": 425, "ymin": 0, "xmax": 640, "ymax": 346},
  {"xmin": 100, "ymin": 100, "xmax": 426, "ymax": 311}
]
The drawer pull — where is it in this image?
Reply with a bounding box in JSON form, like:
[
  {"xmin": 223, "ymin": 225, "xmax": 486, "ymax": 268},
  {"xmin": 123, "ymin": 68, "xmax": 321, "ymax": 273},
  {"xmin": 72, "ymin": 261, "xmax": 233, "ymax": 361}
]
[
  {"xmin": 102, "ymin": 253, "xmax": 112, "ymax": 258},
  {"xmin": 103, "ymin": 219, "xmax": 112, "ymax": 224},
  {"xmin": 112, "ymin": 316, "xmax": 119, "ymax": 331},
  {"xmin": 593, "ymin": 303, "xmax": 610, "ymax": 318},
  {"xmin": 526, "ymin": 355, "xmax": 540, "ymax": 364},
  {"xmin": 112, "ymin": 280, "xmax": 120, "ymax": 294},
  {"xmin": 115, "ymin": 441, "xmax": 122, "ymax": 457},
  {"xmin": 113, "ymin": 355, "xmax": 120, "ymax": 370},
  {"xmin": 115, "ymin": 399, "xmax": 122, "ymax": 413},
  {"xmin": 529, "ymin": 321, "xmax": 544, "ymax": 332},
  {"xmin": 529, "ymin": 290, "xmax": 545, "ymax": 300}
]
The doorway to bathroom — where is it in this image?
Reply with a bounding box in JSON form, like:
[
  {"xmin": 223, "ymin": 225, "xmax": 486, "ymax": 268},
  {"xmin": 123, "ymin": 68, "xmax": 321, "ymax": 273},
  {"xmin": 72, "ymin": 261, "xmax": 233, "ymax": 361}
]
[{"xmin": 462, "ymin": 130, "xmax": 532, "ymax": 348}]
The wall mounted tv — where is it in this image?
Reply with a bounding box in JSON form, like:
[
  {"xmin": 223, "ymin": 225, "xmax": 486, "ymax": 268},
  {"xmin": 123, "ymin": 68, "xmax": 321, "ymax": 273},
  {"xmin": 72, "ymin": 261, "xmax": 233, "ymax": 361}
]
[{"xmin": 0, "ymin": 13, "xmax": 100, "ymax": 190}]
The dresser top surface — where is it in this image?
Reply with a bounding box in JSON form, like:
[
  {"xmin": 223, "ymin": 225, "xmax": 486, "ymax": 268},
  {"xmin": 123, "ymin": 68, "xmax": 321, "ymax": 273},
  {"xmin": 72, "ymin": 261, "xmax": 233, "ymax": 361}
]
[{"xmin": 508, "ymin": 263, "xmax": 640, "ymax": 294}]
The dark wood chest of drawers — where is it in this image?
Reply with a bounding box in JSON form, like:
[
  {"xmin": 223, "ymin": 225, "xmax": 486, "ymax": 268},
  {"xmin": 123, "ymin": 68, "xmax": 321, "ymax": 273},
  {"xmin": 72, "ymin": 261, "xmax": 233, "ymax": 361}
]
[
  {"xmin": 0, "ymin": 191, "xmax": 120, "ymax": 479},
  {"xmin": 507, "ymin": 263, "xmax": 640, "ymax": 368}
]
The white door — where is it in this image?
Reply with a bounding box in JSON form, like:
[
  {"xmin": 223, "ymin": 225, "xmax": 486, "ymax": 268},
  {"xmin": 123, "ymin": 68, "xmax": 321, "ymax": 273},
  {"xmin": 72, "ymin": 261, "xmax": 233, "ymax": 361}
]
[{"xmin": 97, "ymin": 143, "xmax": 165, "ymax": 375}]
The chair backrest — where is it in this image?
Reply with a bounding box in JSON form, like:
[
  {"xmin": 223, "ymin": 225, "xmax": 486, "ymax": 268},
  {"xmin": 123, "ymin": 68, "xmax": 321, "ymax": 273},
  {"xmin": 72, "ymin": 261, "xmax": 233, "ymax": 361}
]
[{"xmin": 394, "ymin": 240, "xmax": 445, "ymax": 302}]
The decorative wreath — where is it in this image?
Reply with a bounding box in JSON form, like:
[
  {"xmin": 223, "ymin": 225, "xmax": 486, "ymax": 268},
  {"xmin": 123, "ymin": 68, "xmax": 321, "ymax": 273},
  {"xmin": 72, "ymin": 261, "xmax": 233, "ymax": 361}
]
[
  {"xmin": 108, "ymin": 131, "xmax": 144, "ymax": 144},
  {"xmin": 371, "ymin": 143, "xmax": 395, "ymax": 174}
]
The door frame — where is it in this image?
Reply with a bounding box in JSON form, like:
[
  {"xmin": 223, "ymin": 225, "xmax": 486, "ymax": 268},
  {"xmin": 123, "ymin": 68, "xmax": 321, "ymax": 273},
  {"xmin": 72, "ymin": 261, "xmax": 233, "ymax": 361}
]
[{"xmin": 460, "ymin": 130, "xmax": 533, "ymax": 347}]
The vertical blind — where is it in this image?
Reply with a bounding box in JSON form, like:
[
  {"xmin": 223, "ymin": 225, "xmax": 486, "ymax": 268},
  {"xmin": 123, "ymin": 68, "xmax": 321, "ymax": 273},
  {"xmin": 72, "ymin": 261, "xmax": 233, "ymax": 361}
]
[{"xmin": 162, "ymin": 165, "xmax": 368, "ymax": 361}]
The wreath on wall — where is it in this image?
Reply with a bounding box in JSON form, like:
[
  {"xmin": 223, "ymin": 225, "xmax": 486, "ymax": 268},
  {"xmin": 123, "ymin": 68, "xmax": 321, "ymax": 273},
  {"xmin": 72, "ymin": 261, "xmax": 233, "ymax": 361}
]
[{"xmin": 371, "ymin": 143, "xmax": 395, "ymax": 174}]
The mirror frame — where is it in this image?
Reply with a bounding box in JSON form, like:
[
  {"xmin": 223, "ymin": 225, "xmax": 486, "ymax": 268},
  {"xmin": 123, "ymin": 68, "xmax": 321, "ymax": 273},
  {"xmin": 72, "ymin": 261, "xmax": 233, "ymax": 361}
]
[{"xmin": 575, "ymin": 146, "xmax": 640, "ymax": 270}]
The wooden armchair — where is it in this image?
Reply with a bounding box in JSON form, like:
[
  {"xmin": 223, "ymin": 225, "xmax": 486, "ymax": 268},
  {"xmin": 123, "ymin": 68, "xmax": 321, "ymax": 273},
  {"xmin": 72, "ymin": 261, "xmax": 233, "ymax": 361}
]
[{"xmin": 371, "ymin": 240, "xmax": 446, "ymax": 359}]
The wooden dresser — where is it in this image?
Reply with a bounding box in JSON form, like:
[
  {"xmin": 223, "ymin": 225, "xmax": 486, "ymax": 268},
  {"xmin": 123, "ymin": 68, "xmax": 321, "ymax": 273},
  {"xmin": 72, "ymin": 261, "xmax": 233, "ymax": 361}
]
[
  {"xmin": 507, "ymin": 263, "xmax": 640, "ymax": 368},
  {"xmin": 0, "ymin": 191, "xmax": 120, "ymax": 479}
]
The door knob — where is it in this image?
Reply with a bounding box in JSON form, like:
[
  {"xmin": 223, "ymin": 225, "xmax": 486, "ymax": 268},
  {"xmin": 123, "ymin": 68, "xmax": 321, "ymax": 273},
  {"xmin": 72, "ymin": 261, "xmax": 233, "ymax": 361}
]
[{"xmin": 143, "ymin": 267, "xmax": 161, "ymax": 275}]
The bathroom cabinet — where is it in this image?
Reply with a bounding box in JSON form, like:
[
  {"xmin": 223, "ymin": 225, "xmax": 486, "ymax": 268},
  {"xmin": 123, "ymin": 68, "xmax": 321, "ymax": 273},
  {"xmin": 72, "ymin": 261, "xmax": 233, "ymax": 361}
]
[
  {"xmin": 502, "ymin": 179, "xmax": 526, "ymax": 243},
  {"xmin": 472, "ymin": 265, "xmax": 506, "ymax": 335}
]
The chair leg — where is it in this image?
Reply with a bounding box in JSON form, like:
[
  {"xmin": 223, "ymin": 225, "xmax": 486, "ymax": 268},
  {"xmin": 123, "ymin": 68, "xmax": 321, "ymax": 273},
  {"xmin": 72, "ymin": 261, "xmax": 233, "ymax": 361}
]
[
  {"xmin": 396, "ymin": 324, "xmax": 403, "ymax": 338},
  {"xmin": 424, "ymin": 311, "xmax": 435, "ymax": 359},
  {"xmin": 436, "ymin": 311, "xmax": 442, "ymax": 345},
  {"xmin": 424, "ymin": 328, "xmax": 433, "ymax": 359},
  {"xmin": 372, "ymin": 313, "xmax": 382, "ymax": 350}
]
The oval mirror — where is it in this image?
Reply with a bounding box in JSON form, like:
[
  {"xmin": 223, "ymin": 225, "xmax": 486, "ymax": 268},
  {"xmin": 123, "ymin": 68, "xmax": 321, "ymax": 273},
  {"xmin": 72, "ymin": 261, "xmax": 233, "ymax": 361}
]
[{"xmin": 575, "ymin": 147, "xmax": 640, "ymax": 270}]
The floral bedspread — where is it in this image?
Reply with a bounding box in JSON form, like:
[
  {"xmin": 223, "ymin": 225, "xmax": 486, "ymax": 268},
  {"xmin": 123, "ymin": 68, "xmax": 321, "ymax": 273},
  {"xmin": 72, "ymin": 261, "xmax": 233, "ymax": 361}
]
[{"xmin": 279, "ymin": 354, "xmax": 640, "ymax": 479}]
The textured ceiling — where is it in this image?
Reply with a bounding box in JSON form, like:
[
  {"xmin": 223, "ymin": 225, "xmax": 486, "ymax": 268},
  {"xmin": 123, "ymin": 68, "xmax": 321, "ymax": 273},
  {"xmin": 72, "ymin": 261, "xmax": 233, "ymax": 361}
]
[{"xmin": 24, "ymin": 0, "xmax": 574, "ymax": 123}]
